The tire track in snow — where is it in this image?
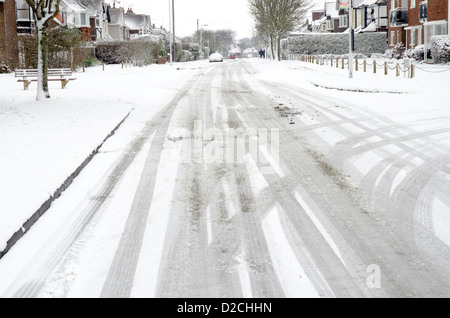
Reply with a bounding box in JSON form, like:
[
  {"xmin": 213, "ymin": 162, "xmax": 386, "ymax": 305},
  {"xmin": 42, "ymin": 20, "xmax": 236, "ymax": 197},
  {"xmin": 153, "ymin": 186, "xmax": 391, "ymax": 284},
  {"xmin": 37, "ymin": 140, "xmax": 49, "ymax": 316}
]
[{"xmin": 8, "ymin": 73, "xmax": 204, "ymax": 298}]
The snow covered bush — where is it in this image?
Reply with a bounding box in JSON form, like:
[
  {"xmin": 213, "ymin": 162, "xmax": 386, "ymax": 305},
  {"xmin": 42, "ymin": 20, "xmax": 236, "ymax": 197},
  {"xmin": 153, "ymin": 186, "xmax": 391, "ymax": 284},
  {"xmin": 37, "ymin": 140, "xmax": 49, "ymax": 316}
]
[
  {"xmin": 281, "ymin": 33, "xmax": 387, "ymax": 56},
  {"xmin": 96, "ymin": 39, "xmax": 158, "ymax": 66},
  {"xmin": 0, "ymin": 61, "xmax": 11, "ymax": 74},
  {"xmin": 181, "ymin": 50, "xmax": 193, "ymax": 62},
  {"xmin": 387, "ymin": 43, "xmax": 406, "ymax": 59},
  {"xmin": 431, "ymin": 36, "xmax": 450, "ymax": 64},
  {"xmin": 371, "ymin": 53, "xmax": 385, "ymax": 59},
  {"xmin": 18, "ymin": 27, "xmax": 89, "ymax": 70},
  {"xmin": 95, "ymin": 42, "xmax": 121, "ymax": 64},
  {"xmin": 189, "ymin": 43, "xmax": 201, "ymax": 60},
  {"xmin": 403, "ymin": 45, "xmax": 431, "ymax": 61}
]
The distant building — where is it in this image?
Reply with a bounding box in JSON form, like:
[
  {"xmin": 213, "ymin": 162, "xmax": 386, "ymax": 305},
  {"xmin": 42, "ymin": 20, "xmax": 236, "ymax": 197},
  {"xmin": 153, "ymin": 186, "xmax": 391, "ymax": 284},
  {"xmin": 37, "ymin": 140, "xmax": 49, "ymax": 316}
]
[
  {"xmin": 335, "ymin": 0, "xmax": 388, "ymax": 33},
  {"xmin": 59, "ymin": 0, "xmax": 91, "ymax": 41},
  {"xmin": 124, "ymin": 8, "xmax": 152, "ymax": 39},
  {"xmin": 78, "ymin": 0, "xmax": 110, "ymax": 42},
  {"xmin": 15, "ymin": 0, "xmax": 34, "ymax": 34},
  {"xmin": 388, "ymin": 0, "xmax": 448, "ymax": 50},
  {"xmin": 0, "ymin": 0, "xmax": 18, "ymax": 69},
  {"xmin": 108, "ymin": 4, "xmax": 130, "ymax": 41}
]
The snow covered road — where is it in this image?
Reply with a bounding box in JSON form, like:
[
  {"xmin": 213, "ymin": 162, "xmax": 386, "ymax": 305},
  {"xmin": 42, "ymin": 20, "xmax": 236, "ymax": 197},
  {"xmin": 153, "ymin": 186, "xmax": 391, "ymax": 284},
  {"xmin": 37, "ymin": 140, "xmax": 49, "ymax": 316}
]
[{"xmin": 1, "ymin": 59, "xmax": 450, "ymax": 298}]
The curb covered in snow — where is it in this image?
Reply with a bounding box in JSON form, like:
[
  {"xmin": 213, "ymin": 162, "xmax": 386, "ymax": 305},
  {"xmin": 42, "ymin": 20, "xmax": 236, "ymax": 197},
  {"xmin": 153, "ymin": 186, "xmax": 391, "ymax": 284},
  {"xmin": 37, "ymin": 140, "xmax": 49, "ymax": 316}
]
[
  {"xmin": 310, "ymin": 82, "xmax": 410, "ymax": 94},
  {"xmin": 0, "ymin": 110, "xmax": 133, "ymax": 260}
]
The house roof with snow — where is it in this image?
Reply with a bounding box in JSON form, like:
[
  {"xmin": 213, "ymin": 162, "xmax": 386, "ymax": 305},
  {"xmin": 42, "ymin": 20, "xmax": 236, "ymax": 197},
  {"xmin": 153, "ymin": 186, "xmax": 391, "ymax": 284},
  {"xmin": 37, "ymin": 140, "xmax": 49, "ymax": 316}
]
[
  {"xmin": 124, "ymin": 14, "xmax": 146, "ymax": 30},
  {"xmin": 78, "ymin": 0, "xmax": 104, "ymax": 16},
  {"xmin": 357, "ymin": 0, "xmax": 378, "ymax": 7},
  {"xmin": 124, "ymin": 14, "xmax": 151, "ymax": 31},
  {"xmin": 60, "ymin": 0, "xmax": 89, "ymax": 13},
  {"xmin": 324, "ymin": 2, "xmax": 339, "ymax": 18},
  {"xmin": 109, "ymin": 6, "xmax": 124, "ymax": 25},
  {"xmin": 361, "ymin": 21, "xmax": 377, "ymax": 32}
]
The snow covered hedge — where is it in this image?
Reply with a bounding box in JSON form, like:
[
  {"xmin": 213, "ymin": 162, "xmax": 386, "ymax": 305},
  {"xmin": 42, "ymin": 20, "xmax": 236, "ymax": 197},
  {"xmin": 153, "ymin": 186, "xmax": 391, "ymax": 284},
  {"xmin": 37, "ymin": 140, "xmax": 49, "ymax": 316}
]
[
  {"xmin": 96, "ymin": 38, "xmax": 159, "ymax": 66},
  {"xmin": 0, "ymin": 61, "xmax": 11, "ymax": 74},
  {"xmin": 431, "ymin": 35, "xmax": 450, "ymax": 64},
  {"xmin": 281, "ymin": 33, "xmax": 387, "ymax": 56},
  {"xmin": 18, "ymin": 27, "xmax": 91, "ymax": 70}
]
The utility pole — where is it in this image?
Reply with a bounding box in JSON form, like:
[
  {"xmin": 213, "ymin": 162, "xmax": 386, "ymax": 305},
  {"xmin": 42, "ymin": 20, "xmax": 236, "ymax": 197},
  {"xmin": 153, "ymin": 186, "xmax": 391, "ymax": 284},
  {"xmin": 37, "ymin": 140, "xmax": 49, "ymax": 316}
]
[
  {"xmin": 172, "ymin": 0, "xmax": 176, "ymax": 63},
  {"xmin": 348, "ymin": 0, "xmax": 354, "ymax": 79},
  {"xmin": 169, "ymin": 0, "xmax": 173, "ymax": 65}
]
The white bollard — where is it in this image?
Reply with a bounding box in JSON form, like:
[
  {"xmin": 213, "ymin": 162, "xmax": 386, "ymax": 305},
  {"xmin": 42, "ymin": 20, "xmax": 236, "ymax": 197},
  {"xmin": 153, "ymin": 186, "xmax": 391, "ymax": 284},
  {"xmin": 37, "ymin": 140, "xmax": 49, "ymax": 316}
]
[{"xmin": 404, "ymin": 58, "xmax": 411, "ymax": 78}]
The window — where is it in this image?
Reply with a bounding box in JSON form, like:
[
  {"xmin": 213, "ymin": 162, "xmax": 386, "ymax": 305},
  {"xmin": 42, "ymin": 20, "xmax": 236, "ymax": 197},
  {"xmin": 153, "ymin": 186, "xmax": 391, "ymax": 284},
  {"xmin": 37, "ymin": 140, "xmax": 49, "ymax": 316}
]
[
  {"xmin": 73, "ymin": 16, "xmax": 80, "ymax": 25},
  {"xmin": 327, "ymin": 19, "xmax": 334, "ymax": 30},
  {"xmin": 411, "ymin": 29, "xmax": 416, "ymax": 46},
  {"xmin": 411, "ymin": 0, "xmax": 415, "ymax": 9},
  {"xmin": 321, "ymin": 23, "xmax": 326, "ymax": 32},
  {"xmin": 390, "ymin": 7, "xmax": 408, "ymax": 26},
  {"xmin": 391, "ymin": 31, "xmax": 395, "ymax": 45},
  {"xmin": 425, "ymin": 22, "xmax": 448, "ymax": 47},
  {"xmin": 339, "ymin": 15, "xmax": 348, "ymax": 27},
  {"xmin": 419, "ymin": 1, "xmax": 427, "ymax": 22},
  {"xmin": 80, "ymin": 13, "xmax": 86, "ymax": 26},
  {"xmin": 391, "ymin": 0, "xmax": 395, "ymax": 10},
  {"xmin": 96, "ymin": 18, "xmax": 100, "ymax": 27}
]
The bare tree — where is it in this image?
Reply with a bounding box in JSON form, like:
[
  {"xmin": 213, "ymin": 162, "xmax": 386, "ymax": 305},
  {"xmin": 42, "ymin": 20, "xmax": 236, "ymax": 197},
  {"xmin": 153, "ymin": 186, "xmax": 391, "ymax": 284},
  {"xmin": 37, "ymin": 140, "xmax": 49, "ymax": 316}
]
[
  {"xmin": 249, "ymin": 0, "xmax": 311, "ymax": 61},
  {"xmin": 25, "ymin": 0, "xmax": 61, "ymax": 100}
]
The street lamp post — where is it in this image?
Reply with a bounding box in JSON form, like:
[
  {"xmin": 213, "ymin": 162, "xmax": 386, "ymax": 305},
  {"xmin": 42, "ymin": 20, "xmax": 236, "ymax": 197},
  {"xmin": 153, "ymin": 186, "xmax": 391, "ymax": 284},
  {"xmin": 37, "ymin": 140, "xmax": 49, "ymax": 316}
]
[
  {"xmin": 200, "ymin": 24, "xmax": 208, "ymax": 59},
  {"xmin": 348, "ymin": 0, "xmax": 354, "ymax": 79},
  {"xmin": 169, "ymin": 0, "xmax": 173, "ymax": 65},
  {"xmin": 172, "ymin": 0, "xmax": 176, "ymax": 63}
]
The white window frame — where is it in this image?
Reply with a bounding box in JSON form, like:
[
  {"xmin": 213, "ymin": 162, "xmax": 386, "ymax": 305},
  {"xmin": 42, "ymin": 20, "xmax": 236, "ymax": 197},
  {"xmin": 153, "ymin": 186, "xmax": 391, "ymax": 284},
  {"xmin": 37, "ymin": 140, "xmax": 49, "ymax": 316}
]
[
  {"xmin": 339, "ymin": 15, "xmax": 348, "ymax": 28},
  {"xmin": 80, "ymin": 13, "xmax": 86, "ymax": 26},
  {"xmin": 327, "ymin": 19, "xmax": 334, "ymax": 30},
  {"xmin": 390, "ymin": 30, "xmax": 395, "ymax": 45},
  {"xmin": 73, "ymin": 15, "xmax": 80, "ymax": 26},
  {"xmin": 424, "ymin": 21, "xmax": 448, "ymax": 47},
  {"xmin": 411, "ymin": 29, "xmax": 416, "ymax": 46},
  {"xmin": 411, "ymin": 0, "xmax": 416, "ymax": 9}
]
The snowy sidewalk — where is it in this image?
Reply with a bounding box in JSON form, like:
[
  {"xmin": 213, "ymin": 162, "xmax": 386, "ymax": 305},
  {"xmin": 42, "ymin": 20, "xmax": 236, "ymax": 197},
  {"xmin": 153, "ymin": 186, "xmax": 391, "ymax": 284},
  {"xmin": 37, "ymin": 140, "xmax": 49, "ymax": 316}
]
[
  {"xmin": 0, "ymin": 61, "xmax": 205, "ymax": 255},
  {"xmin": 0, "ymin": 79, "xmax": 132, "ymax": 255}
]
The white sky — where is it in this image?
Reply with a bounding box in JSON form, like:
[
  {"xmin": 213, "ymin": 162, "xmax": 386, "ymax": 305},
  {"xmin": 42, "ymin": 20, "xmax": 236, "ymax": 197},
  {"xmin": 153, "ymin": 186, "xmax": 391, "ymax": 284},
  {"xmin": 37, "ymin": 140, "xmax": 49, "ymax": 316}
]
[{"xmin": 114, "ymin": 0, "xmax": 327, "ymax": 39}]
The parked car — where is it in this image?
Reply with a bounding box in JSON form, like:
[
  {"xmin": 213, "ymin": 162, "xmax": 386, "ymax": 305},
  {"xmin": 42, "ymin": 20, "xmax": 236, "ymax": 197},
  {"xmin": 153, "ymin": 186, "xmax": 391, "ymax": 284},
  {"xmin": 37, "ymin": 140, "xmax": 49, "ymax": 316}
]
[
  {"xmin": 229, "ymin": 54, "xmax": 236, "ymax": 60},
  {"xmin": 209, "ymin": 53, "xmax": 224, "ymax": 62}
]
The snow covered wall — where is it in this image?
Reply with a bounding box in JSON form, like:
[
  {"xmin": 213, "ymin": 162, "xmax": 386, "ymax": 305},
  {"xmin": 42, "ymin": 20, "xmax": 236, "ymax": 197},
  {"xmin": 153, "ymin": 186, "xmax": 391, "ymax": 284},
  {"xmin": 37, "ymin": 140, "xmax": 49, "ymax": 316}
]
[{"xmin": 281, "ymin": 33, "xmax": 388, "ymax": 56}]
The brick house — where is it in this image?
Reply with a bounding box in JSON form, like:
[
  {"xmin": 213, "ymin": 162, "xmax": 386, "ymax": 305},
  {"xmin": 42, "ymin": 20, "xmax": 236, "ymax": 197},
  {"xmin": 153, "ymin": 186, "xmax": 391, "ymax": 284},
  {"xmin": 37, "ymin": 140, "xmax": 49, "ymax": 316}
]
[
  {"xmin": 389, "ymin": 0, "xmax": 448, "ymax": 49},
  {"xmin": 59, "ymin": 0, "xmax": 91, "ymax": 41},
  {"xmin": 335, "ymin": 0, "xmax": 388, "ymax": 33},
  {"xmin": 78, "ymin": 0, "xmax": 111, "ymax": 42},
  {"xmin": 310, "ymin": 9, "xmax": 326, "ymax": 32},
  {"xmin": 0, "ymin": 0, "xmax": 19, "ymax": 69},
  {"xmin": 312, "ymin": 2, "xmax": 342, "ymax": 33}
]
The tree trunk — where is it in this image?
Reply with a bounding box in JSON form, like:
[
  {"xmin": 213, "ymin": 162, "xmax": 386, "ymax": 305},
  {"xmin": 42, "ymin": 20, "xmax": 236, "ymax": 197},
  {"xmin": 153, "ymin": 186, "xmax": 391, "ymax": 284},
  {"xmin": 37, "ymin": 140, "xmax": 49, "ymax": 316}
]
[
  {"xmin": 277, "ymin": 36, "xmax": 281, "ymax": 61},
  {"xmin": 36, "ymin": 23, "xmax": 50, "ymax": 100},
  {"xmin": 270, "ymin": 34, "xmax": 275, "ymax": 61}
]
